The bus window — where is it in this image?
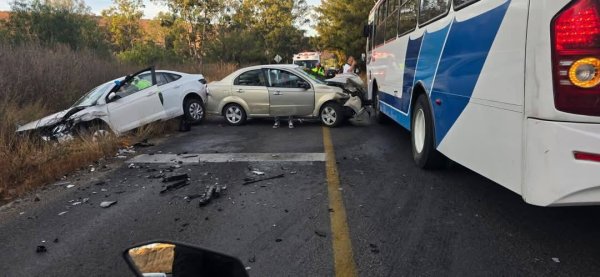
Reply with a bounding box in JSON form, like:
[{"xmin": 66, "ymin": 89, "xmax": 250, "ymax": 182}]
[
  {"xmin": 375, "ymin": 1, "xmax": 387, "ymax": 46},
  {"xmin": 453, "ymin": 0, "xmax": 479, "ymax": 10},
  {"xmin": 398, "ymin": 0, "xmax": 417, "ymax": 36},
  {"xmin": 419, "ymin": 0, "xmax": 451, "ymax": 26},
  {"xmin": 385, "ymin": 0, "xmax": 400, "ymax": 41}
]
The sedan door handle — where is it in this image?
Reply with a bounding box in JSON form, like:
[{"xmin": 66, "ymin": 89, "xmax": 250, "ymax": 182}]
[
  {"xmin": 174, "ymin": 85, "xmax": 181, "ymax": 89},
  {"xmin": 273, "ymin": 91, "xmax": 283, "ymax": 95},
  {"xmin": 236, "ymin": 89, "xmax": 243, "ymax": 93}
]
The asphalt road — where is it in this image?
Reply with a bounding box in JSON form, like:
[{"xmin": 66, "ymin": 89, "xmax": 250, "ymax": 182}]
[{"xmin": 1, "ymin": 116, "xmax": 600, "ymax": 276}]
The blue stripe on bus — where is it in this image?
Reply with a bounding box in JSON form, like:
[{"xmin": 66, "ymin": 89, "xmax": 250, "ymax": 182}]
[
  {"xmin": 414, "ymin": 23, "xmax": 452, "ymax": 94},
  {"xmin": 379, "ymin": 92, "xmax": 411, "ymax": 129},
  {"xmin": 400, "ymin": 36, "xmax": 423, "ymax": 113},
  {"xmin": 430, "ymin": 0, "xmax": 511, "ymax": 145}
]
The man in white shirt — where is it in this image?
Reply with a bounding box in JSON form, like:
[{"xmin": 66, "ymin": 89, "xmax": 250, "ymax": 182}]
[{"xmin": 343, "ymin": 56, "xmax": 357, "ymax": 73}]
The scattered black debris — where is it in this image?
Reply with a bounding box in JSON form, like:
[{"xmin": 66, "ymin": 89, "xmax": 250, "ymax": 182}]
[
  {"xmin": 181, "ymin": 223, "xmax": 189, "ymax": 228},
  {"xmin": 217, "ymin": 208, "xmax": 223, "ymax": 212},
  {"xmin": 162, "ymin": 174, "xmax": 189, "ymax": 183},
  {"xmin": 93, "ymin": 181, "xmax": 106, "ymax": 186},
  {"xmin": 328, "ymin": 208, "xmax": 335, "ymax": 213},
  {"xmin": 53, "ymin": 238, "xmax": 59, "ymax": 243},
  {"xmin": 242, "ymin": 174, "xmax": 285, "ymax": 186},
  {"xmin": 160, "ymin": 180, "xmax": 190, "ymax": 194},
  {"xmin": 36, "ymin": 245, "xmax": 47, "ymax": 253},
  {"xmin": 174, "ymin": 218, "xmax": 180, "ymax": 222},
  {"xmin": 369, "ymin": 243, "xmax": 380, "ymax": 254},
  {"xmin": 34, "ymin": 194, "xmax": 41, "ymax": 202},
  {"xmin": 133, "ymin": 139, "xmax": 154, "ymax": 148},
  {"xmin": 149, "ymin": 173, "xmax": 166, "ymax": 179},
  {"xmin": 248, "ymin": 256, "xmax": 256, "ymax": 263},
  {"xmin": 197, "ymin": 185, "xmax": 223, "ymax": 207},
  {"xmin": 100, "ymin": 201, "xmax": 117, "ymax": 208},
  {"xmin": 314, "ymin": 230, "xmax": 327, "ymax": 238},
  {"xmin": 284, "ymin": 209, "xmax": 289, "ymax": 213},
  {"xmin": 275, "ymin": 239, "xmax": 282, "ymax": 243},
  {"xmin": 146, "ymin": 168, "xmax": 158, "ymax": 173},
  {"xmin": 182, "ymin": 155, "xmax": 199, "ymax": 158},
  {"xmin": 204, "ymin": 217, "xmax": 209, "ymax": 221}
]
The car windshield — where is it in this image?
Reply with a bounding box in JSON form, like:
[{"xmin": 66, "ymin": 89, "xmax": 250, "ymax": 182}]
[
  {"xmin": 292, "ymin": 68, "xmax": 326, "ymax": 84},
  {"xmin": 71, "ymin": 82, "xmax": 114, "ymax": 107},
  {"xmin": 294, "ymin": 60, "xmax": 319, "ymax": 69}
]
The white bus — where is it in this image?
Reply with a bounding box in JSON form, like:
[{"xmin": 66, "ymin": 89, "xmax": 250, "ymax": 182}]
[{"xmin": 365, "ymin": 0, "xmax": 600, "ymax": 206}]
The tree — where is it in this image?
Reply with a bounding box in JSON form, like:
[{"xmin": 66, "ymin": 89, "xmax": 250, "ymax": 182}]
[
  {"xmin": 316, "ymin": 0, "xmax": 373, "ymax": 58},
  {"xmin": 2, "ymin": 0, "xmax": 108, "ymax": 52},
  {"xmin": 231, "ymin": 0, "xmax": 310, "ymax": 63},
  {"xmin": 101, "ymin": 0, "xmax": 145, "ymax": 52}
]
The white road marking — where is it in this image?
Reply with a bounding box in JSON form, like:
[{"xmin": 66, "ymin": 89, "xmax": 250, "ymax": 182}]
[{"xmin": 128, "ymin": 153, "xmax": 326, "ymax": 164}]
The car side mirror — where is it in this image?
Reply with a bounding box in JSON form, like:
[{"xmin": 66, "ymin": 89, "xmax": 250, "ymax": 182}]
[
  {"xmin": 124, "ymin": 241, "xmax": 248, "ymax": 277},
  {"xmin": 107, "ymin": 92, "xmax": 120, "ymax": 102},
  {"xmin": 299, "ymin": 81, "xmax": 311, "ymax": 90}
]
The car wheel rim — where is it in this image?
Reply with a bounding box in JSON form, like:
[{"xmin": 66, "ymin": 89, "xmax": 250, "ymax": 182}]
[
  {"xmin": 226, "ymin": 106, "xmax": 242, "ymax": 124},
  {"xmin": 414, "ymin": 108, "xmax": 426, "ymax": 154},
  {"xmin": 321, "ymin": 107, "xmax": 337, "ymax": 125},
  {"xmin": 189, "ymin": 103, "xmax": 203, "ymax": 120}
]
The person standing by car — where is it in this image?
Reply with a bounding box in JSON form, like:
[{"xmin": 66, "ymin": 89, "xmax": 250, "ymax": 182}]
[
  {"xmin": 311, "ymin": 63, "xmax": 325, "ymax": 77},
  {"xmin": 343, "ymin": 56, "xmax": 357, "ymax": 74},
  {"xmin": 273, "ymin": 116, "xmax": 295, "ymax": 129}
]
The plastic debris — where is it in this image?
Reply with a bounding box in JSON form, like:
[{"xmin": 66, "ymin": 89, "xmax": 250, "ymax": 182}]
[
  {"xmin": 314, "ymin": 230, "xmax": 327, "ymax": 238},
  {"xmin": 162, "ymin": 174, "xmax": 189, "ymax": 183},
  {"xmin": 251, "ymin": 170, "xmax": 265, "ymax": 176},
  {"xmin": 196, "ymin": 185, "xmax": 223, "ymax": 207},
  {"xmin": 58, "ymin": 211, "xmax": 68, "ymax": 216},
  {"xmin": 242, "ymin": 174, "xmax": 285, "ymax": 186},
  {"xmin": 36, "ymin": 245, "xmax": 47, "ymax": 253},
  {"xmin": 100, "ymin": 201, "xmax": 117, "ymax": 208},
  {"xmin": 66, "ymin": 184, "xmax": 75, "ymax": 189},
  {"xmin": 160, "ymin": 180, "xmax": 189, "ymax": 194},
  {"xmin": 552, "ymin": 257, "xmax": 560, "ymax": 263}
]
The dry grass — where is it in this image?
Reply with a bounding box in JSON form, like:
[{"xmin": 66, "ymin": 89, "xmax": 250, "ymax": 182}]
[{"xmin": 0, "ymin": 43, "xmax": 238, "ymax": 201}]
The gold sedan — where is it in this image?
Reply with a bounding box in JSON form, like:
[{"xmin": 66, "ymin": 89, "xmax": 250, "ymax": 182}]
[{"xmin": 206, "ymin": 65, "xmax": 361, "ymax": 127}]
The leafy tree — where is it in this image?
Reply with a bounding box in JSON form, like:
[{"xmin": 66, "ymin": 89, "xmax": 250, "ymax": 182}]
[
  {"xmin": 2, "ymin": 0, "xmax": 108, "ymax": 52},
  {"xmin": 117, "ymin": 40, "xmax": 181, "ymax": 65},
  {"xmin": 101, "ymin": 0, "xmax": 145, "ymax": 52},
  {"xmin": 316, "ymin": 0, "xmax": 373, "ymax": 58}
]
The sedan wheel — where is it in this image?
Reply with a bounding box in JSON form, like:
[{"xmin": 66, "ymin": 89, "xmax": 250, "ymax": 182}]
[
  {"xmin": 184, "ymin": 98, "xmax": 205, "ymax": 125},
  {"xmin": 224, "ymin": 104, "xmax": 247, "ymax": 126},
  {"xmin": 320, "ymin": 102, "xmax": 344, "ymax": 127}
]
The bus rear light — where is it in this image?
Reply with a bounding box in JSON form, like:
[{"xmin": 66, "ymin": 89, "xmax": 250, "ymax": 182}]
[
  {"xmin": 551, "ymin": 0, "xmax": 600, "ymax": 116},
  {"xmin": 574, "ymin": 151, "xmax": 600, "ymax": 163}
]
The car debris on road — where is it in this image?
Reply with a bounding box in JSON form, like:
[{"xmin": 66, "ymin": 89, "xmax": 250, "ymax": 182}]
[{"xmin": 99, "ymin": 201, "xmax": 117, "ymax": 208}]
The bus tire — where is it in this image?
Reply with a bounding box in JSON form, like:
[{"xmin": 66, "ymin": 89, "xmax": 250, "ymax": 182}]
[
  {"xmin": 411, "ymin": 94, "xmax": 446, "ymax": 169},
  {"xmin": 373, "ymin": 91, "xmax": 391, "ymax": 124}
]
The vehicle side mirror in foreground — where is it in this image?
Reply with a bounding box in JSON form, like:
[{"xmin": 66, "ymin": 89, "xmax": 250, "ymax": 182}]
[
  {"xmin": 124, "ymin": 241, "xmax": 249, "ymax": 277},
  {"xmin": 107, "ymin": 92, "xmax": 120, "ymax": 102},
  {"xmin": 299, "ymin": 81, "xmax": 311, "ymax": 89}
]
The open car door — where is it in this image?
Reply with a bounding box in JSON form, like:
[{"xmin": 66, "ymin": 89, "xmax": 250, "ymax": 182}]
[{"xmin": 106, "ymin": 67, "xmax": 166, "ymax": 133}]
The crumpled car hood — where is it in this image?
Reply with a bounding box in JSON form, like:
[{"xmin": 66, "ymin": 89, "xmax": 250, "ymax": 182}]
[
  {"xmin": 16, "ymin": 109, "xmax": 71, "ymax": 132},
  {"xmin": 325, "ymin": 73, "xmax": 367, "ymax": 97}
]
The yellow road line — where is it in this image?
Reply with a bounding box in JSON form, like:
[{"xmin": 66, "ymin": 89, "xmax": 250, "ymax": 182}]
[{"xmin": 322, "ymin": 127, "xmax": 358, "ymax": 277}]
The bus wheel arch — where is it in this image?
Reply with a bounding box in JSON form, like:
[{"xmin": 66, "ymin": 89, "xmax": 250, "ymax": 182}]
[{"xmin": 410, "ymin": 84, "xmax": 446, "ymax": 169}]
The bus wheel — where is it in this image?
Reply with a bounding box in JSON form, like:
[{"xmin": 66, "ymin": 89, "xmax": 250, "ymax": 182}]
[
  {"xmin": 374, "ymin": 91, "xmax": 390, "ymax": 124},
  {"xmin": 411, "ymin": 94, "xmax": 446, "ymax": 169}
]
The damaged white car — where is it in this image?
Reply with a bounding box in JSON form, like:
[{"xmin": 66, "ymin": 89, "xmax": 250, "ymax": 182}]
[
  {"xmin": 206, "ymin": 65, "xmax": 368, "ymax": 127},
  {"xmin": 16, "ymin": 67, "xmax": 208, "ymax": 141}
]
